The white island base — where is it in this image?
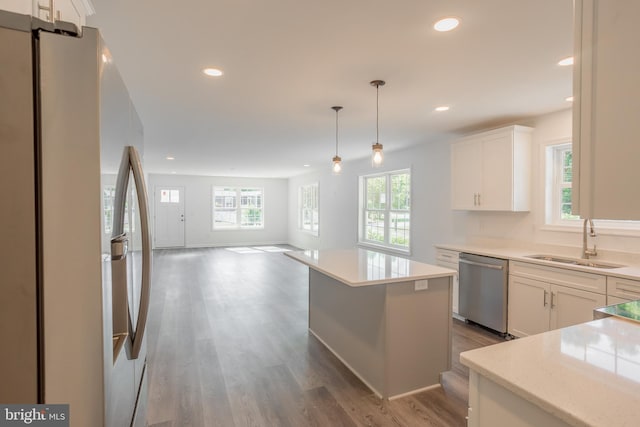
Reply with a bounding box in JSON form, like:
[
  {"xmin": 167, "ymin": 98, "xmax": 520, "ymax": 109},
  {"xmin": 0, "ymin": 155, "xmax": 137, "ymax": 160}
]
[{"xmin": 287, "ymin": 248, "xmax": 454, "ymax": 399}]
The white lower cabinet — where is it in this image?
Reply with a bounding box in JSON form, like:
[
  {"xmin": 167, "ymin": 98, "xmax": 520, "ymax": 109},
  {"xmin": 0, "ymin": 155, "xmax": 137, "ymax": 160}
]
[
  {"xmin": 606, "ymin": 296, "xmax": 631, "ymax": 305},
  {"xmin": 607, "ymin": 276, "xmax": 640, "ymax": 303},
  {"xmin": 508, "ymin": 261, "xmax": 606, "ymax": 338},
  {"xmin": 507, "ymin": 276, "xmax": 550, "ymax": 337},
  {"xmin": 435, "ymin": 248, "xmax": 460, "ymax": 315},
  {"xmin": 549, "ymin": 284, "xmax": 606, "ymax": 330}
]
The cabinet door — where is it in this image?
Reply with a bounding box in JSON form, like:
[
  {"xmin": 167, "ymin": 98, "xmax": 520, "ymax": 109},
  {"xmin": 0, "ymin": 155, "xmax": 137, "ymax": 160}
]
[
  {"xmin": 508, "ymin": 276, "xmax": 550, "ymax": 338},
  {"xmin": 451, "ymin": 140, "xmax": 481, "ymax": 210},
  {"xmin": 573, "ymin": 0, "xmax": 640, "ymax": 219},
  {"xmin": 480, "ymin": 132, "xmax": 513, "ymax": 210},
  {"xmin": 549, "ymin": 285, "xmax": 606, "ymax": 330}
]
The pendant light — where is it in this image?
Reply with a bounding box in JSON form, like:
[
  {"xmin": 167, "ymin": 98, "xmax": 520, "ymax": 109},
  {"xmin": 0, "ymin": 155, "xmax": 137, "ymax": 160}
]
[
  {"xmin": 331, "ymin": 106, "xmax": 343, "ymax": 175},
  {"xmin": 370, "ymin": 80, "xmax": 385, "ymax": 167}
]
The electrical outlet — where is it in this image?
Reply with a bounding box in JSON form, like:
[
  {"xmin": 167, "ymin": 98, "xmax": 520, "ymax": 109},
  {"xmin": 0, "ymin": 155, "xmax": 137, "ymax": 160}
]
[{"xmin": 415, "ymin": 279, "xmax": 429, "ymax": 291}]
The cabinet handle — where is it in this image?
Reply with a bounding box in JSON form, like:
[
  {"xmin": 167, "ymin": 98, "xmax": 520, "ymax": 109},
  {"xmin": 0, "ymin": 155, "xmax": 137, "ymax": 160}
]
[
  {"xmin": 543, "ymin": 290, "xmax": 548, "ymax": 307},
  {"xmin": 550, "ymin": 292, "xmax": 556, "ymax": 308},
  {"xmin": 473, "ymin": 193, "xmax": 478, "ymax": 206},
  {"xmin": 477, "ymin": 193, "xmax": 481, "ymax": 206}
]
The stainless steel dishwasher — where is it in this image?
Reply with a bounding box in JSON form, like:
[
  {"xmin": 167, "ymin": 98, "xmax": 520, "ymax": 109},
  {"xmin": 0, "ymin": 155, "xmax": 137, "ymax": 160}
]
[{"xmin": 458, "ymin": 253, "xmax": 508, "ymax": 335}]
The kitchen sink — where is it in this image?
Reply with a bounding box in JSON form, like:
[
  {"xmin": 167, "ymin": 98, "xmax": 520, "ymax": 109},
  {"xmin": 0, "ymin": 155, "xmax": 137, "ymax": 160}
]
[{"xmin": 524, "ymin": 254, "xmax": 625, "ymax": 269}]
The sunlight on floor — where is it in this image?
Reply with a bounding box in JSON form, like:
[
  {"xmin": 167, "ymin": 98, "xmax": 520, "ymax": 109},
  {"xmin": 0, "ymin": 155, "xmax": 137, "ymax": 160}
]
[{"xmin": 225, "ymin": 246, "xmax": 291, "ymax": 254}]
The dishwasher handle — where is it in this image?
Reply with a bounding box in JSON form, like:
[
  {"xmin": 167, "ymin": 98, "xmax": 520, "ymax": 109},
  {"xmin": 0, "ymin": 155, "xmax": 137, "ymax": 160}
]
[{"xmin": 459, "ymin": 258, "xmax": 504, "ymax": 270}]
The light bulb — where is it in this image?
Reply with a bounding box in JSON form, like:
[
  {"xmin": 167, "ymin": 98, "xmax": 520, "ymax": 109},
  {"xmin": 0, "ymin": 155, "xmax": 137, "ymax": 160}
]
[
  {"xmin": 332, "ymin": 156, "xmax": 342, "ymax": 175},
  {"xmin": 372, "ymin": 143, "xmax": 384, "ymax": 167},
  {"xmin": 333, "ymin": 162, "xmax": 342, "ymax": 174}
]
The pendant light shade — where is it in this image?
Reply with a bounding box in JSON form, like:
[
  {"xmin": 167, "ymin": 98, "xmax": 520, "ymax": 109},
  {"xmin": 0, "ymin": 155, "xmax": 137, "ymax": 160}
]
[
  {"xmin": 370, "ymin": 80, "xmax": 385, "ymax": 167},
  {"xmin": 331, "ymin": 106, "xmax": 343, "ymax": 175}
]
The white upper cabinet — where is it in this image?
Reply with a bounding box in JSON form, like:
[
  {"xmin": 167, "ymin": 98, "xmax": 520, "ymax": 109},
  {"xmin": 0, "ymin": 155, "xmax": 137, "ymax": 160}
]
[
  {"xmin": 572, "ymin": 0, "xmax": 640, "ymax": 220},
  {"xmin": 451, "ymin": 125, "xmax": 532, "ymax": 211},
  {"xmin": 35, "ymin": 0, "xmax": 93, "ymax": 28},
  {"xmin": 0, "ymin": 1, "xmax": 93, "ymax": 29}
]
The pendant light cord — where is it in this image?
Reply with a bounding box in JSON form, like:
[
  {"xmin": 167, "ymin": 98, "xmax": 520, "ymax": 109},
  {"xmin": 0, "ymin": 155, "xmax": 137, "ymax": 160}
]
[
  {"xmin": 376, "ymin": 83, "xmax": 379, "ymax": 144},
  {"xmin": 335, "ymin": 109, "xmax": 339, "ymax": 156}
]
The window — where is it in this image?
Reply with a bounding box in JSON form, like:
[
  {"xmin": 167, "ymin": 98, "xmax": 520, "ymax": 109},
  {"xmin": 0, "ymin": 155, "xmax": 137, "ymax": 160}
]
[
  {"xmin": 103, "ymin": 184, "xmax": 135, "ymax": 235},
  {"xmin": 103, "ymin": 185, "xmax": 115, "ymax": 234},
  {"xmin": 359, "ymin": 169, "xmax": 411, "ymax": 251},
  {"xmin": 547, "ymin": 143, "xmax": 579, "ymax": 225},
  {"xmin": 299, "ymin": 183, "xmax": 319, "ymax": 235},
  {"xmin": 545, "ymin": 142, "xmax": 640, "ymax": 232},
  {"xmin": 160, "ymin": 189, "xmax": 180, "ymax": 203},
  {"xmin": 213, "ymin": 187, "xmax": 264, "ymax": 229}
]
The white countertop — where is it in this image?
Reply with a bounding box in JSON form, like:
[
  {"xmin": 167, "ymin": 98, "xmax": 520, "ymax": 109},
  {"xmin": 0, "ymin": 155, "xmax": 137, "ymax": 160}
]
[
  {"xmin": 285, "ymin": 248, "xmax": 455, "ymax": 287},
  {"xmin": 435, "ymin": 243, "xmax": 640, "ymax": 280},
  {"xmin": 460, "ymin": 317, "xmax": 640, "ymax": 427}
]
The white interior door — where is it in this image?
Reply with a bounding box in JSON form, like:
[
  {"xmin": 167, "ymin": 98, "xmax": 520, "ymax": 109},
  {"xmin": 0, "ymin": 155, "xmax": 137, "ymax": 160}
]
[{"xmin": 154, "ymin": 186, "xmax": 185, "ymax": 248}]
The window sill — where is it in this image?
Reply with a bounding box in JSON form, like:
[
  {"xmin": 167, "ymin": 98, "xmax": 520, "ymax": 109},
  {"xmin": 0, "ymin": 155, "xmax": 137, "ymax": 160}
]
[
  {"xmin": 357, "ymin": 241, "xmax": 411, "ymax": 257},
  {"xmin": 540, "ymin": 223, "xmax": 640, "ymax": 237}
]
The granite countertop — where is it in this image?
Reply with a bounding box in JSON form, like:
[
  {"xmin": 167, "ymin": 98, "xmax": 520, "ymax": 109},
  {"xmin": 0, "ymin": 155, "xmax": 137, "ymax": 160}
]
[
  {"xmin": 285, "ymin": 247, "xmax": 455, "ymax": 287},
  {"xmin": 435, "ymin": 243, "xmax": 640, "ymax": 280},
  {"xmin": 460, "ymin": 316, "xmax": 640, "ymax": 427}
]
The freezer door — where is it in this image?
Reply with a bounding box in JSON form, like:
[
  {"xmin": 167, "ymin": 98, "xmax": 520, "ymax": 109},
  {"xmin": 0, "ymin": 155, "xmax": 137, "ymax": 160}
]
[{"xmin": 0, "ymin": 20, "xmax": 39, "ymax": 404}]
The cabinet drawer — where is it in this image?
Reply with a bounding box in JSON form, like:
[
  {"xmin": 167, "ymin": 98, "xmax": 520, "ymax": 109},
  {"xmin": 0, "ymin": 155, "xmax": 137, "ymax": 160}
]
[
  {"xmin": 436, "ymin": 260, "xmax": 458, "ymax": 273},
  {"xmin": 436, "ymin": 249, "xmax": 459, "ymax": 265},
  {"xmin": 607, "ymin": 276, "xmax": 640, "ymax": 300},
  {"xmin": 510, "ymin": 261, "xmax": 606, "ymax": 294}
]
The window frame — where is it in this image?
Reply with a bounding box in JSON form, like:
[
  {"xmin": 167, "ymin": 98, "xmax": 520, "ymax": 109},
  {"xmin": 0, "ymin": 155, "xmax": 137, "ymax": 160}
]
[
  {"xmin": 358, "ymin": 168, "xmax": 411, "ymax": 253},
  {"xmin": 212, "ymin": 186, "xmax": 264, "ymax": 230},
  {"xmin": 543, "ymin": 141, "xmax": 640, "ymax": 235},
  {"xmin": 548, "ymin": 142, "xmax": 579, "ymax": 226},
  {"xmin": 298, "ymin": 183, "xmax": 319, "ymax": 236}
]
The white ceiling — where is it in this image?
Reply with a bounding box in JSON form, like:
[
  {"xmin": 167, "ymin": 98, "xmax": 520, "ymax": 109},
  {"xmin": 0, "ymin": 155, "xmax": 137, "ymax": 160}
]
[{"xmin": 88, "ymin": 0, "xmax": 573, "ymax": 178}]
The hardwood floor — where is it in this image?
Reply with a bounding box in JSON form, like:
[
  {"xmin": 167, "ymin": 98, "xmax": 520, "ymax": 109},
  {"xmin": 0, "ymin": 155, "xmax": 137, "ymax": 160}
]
[{"xmin": 146, "ymin": 247, "xmax": 502, "ymax": 427}]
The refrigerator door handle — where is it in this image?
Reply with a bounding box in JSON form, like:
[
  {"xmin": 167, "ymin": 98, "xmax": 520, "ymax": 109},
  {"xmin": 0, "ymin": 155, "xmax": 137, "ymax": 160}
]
[{"xmin": 127, "ymin": 146, "xmax": 152, "ymax": 360}]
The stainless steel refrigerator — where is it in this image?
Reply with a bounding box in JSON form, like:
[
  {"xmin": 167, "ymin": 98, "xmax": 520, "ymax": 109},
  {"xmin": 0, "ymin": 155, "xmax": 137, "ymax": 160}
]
[{"xmin": 0, "ymin": 10, "xmax": 152, "ymax": 427}]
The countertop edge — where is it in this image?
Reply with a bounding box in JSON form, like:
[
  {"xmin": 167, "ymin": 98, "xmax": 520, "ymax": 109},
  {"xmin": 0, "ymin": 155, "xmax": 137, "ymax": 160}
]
[
  {"xmin": 460, "ymin": 351, "xmax": 588, "ymax": 427},
  {"xmin": 435, "ymin": 243, "xmax": 640, "ymax": 280},
  {"xmin": 285, "ymin": 250, "xmax": 455, "ymax": 287}
]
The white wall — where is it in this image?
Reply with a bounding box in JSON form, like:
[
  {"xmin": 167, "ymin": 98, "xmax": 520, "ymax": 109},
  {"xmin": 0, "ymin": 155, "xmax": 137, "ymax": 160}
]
[
  {"xmin": 148, "ymin": 174, "xmax": 288, "ymax": 248},
  {"xmin": 288, "ymin": 139, "xmax": 464, "ymax": 263}
]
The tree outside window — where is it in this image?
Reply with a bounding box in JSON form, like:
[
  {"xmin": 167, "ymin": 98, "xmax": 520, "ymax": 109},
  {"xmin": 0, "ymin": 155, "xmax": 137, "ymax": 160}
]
[{"xmin": 360, "ymin": 170, "xmax": 411, "ymax": 250}]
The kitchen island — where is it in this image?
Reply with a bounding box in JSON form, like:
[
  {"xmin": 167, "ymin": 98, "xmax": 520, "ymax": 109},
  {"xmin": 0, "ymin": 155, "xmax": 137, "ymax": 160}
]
[
  {"xmin": 286, "ymin": 248, "xmax": 455, "ymax": 399},
  {"xmin": 461, "ymin": 316, "xmax": 640, "ymax": 427}
]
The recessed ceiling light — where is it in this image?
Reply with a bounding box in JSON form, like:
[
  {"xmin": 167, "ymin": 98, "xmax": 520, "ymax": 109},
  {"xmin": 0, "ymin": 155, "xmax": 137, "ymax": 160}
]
[
  {"xmin": 435, "ymin": 106, "xmax": 450, "ymax": 112},
  {"xmin": 565, "ymin": 96, "xmax": 574, "ymax": 102},
  {"xmin": 434, "ymin": 17, "xmax": 460, "ymax": 32},
  {"xmin": 166, "ymin": 156, "xmax": 175, "ymax": 160},
  {"xmin": 171, "ymin": 171, "xmax": 177, "ymax": 174},
  {"xmin": 203, "ymin": 68, "xmax": 223, "ymax": 77},
  {"xmin": 303, "ymin": 164, "xmax": 311, "ymax": 167},
  {"xmin": 558, "ymin": 57, "xmax": 574, "ymax": 66}
]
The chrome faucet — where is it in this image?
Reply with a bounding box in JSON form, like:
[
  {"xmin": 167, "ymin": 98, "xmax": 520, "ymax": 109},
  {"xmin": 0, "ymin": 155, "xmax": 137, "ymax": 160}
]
[{"xmin": 582, "ymin": 218, "xmax": 597, "ymax": 259}]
